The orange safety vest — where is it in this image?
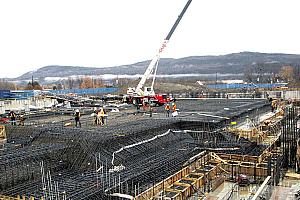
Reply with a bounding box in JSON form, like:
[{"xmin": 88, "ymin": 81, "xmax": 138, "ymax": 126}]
[
  {"xmin": 172, "ymin": 104, "xmax": 177, "ymax": 111},
  {"xmin": 165, "ymin": 104, "xmax": 170, "ymax": 111}
]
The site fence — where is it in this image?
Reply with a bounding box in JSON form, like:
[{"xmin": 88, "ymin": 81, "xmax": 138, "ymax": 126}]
[
  {"xmin": 0, "ymin": 88, "xmax": 119, "ymax": 100},
  {"xmin": 206, "ymin": 83, "xmax": 287, "ymax": 89},
  {"xmin": 48, "ymin": 87, "xmax": 118, "ymax": 95}
]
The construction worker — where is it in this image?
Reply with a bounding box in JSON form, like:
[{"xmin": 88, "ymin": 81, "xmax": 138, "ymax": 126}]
[
  {"xmin": 165, "ymin": 103, "xmax": 171, "ymax": 117},
  {"xmin": 271, "ymin": 99, "xmax": 277, "ymax": 112},
  {"xmin": 171, "ymin": 103, "xmax": 178, "ymax": 117},
  {"xmin": 99, "ymin": 107, "xmax": 105, "ymax": 126},
  {"xmin": 18, "ymin": 114, "xmax": 26, "ymax": 126},
  {"xmin": 74, "ymin": 109, "xmax": 81, "ymax": 128},
  {"xmin": 10, "ymin": 111, "xmax": 16, "ymax": 125},
  {"xmin": 149, "ymin": 106, "xmax": 153, "ymax": 117},
  {"xmin": 103, "ymin": 109, "xmax": 108, "ymax": 125},
  {"xmin": 93, "ymin": 107, "xmax": 98, "ymax": 125},
  {"xmin": 95, "ymin": 107, "xmax": 102, "ymax": 125},
  {"xmin": 172, "ymin": 103, "xmax": 177, "ymax": 112}
]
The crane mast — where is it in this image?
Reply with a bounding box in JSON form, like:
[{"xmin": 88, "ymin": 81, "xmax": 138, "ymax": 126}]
[{"xmin": 134, "ymin": 0, "xmax": 192, "ymax": 96}]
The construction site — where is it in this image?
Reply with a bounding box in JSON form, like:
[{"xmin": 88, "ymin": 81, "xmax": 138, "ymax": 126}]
[
  {"xmin": 1, "ymin": 0, "xmax": 300, "ymax": 199},
  {"xmin": 0, "ymin": 94, "xmax": 300, "ymax": 200}
]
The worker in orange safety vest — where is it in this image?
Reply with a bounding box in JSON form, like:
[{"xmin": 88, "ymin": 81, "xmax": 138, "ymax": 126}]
[
  {"xmin": 165, "ymin": 103, "xmax": 171, "ymax": 117},
  {"xmin": 171, "ymin": 103, "xmax": 178, "ymax": 117},
  {"xmin": 172, "ymin": 103, "xmax": 177, "ymax": 112}
]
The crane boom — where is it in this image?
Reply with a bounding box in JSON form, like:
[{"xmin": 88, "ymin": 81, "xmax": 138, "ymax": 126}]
[
  {"xmin": 165, "ymin": 0, "xmax": 193, "ymax": 41},
  {"xmin": 134, "ymin": 0, "xmax": 192, "ymax": 96}
]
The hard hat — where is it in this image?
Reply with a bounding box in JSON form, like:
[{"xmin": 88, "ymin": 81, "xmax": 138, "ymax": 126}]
[{"xmin": 75, "ymin": 109, "xmax": 79, "ymax": 112}]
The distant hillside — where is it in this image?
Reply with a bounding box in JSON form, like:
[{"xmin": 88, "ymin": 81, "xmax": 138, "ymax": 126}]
[{"xmin": 13, "ymin": 52, "xmax": 300, "ymax": 82}]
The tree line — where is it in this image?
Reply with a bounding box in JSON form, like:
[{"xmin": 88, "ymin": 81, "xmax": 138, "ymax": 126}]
[
  {"xmin": 244, "ymin": 65, "xmax": 299, "ymax": 84},
  {"xmin": 1, "ymin": 64, "xmax": 299, "ymax": 91}
]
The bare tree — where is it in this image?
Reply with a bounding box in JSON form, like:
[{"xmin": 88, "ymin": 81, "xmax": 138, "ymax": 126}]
[
  {"xmin": 0, "ymin": 79, "xmax": 17, "ymax": 90},
  {"xmin": 279, "ymin": 66, "xmax": 294, "ymax": 83},
  {"xmin": 24, "ymin": 81, "xmax": 42, "ymax": 90},
  {"xmin": 79, "ymin": 76, "xmax": 93, "ymax": 89},
  {"xmin": 244, "ymin": 66, "xmax": 254, "ymax": 83},
  {"xmin": 67, "ymin": 77, "xmax": 75, "ymax": 89}
]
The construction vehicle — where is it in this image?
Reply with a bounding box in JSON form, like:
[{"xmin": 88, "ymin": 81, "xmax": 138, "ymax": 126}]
[{"xmin": 127, "ymin": 0, "xmax": 192, "ymax": 106}]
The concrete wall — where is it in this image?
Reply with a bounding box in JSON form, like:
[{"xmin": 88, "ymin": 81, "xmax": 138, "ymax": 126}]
[
  {"xmin": 0, "ymin": 98, "xmax": 56, "ymax": 114},
  {"xmin": 267, "ymin": 90, "xmax": 300, "ymax": 100}
]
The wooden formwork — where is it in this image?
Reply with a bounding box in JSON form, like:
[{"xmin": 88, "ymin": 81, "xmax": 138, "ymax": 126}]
[
  {"xmin": 218, "ymin": 154, "xmax": 259, "ymax": 163},
  {"xmin": 0, "ymin": 195, "xmax": 38, "ymax": 200},
  {"xmin": 240, "ymin": 162, "xmax": 256, "ymax": 176},
  {"xmin": 223, "ymin": 160, "xmax": 240, "ymax": 172},
  {"xmin": 162, "ymin": 173, "xmax": 223, "ymax": 200},
  {"xmin": 211, "ymin": 176, "xmax": 225, "ymax": 191},
  {"xmin": 136, "ymin": 148, "xmax": 277, "ymax": 200},
  {"xmin": 0, "ymin": 125, "xmax": 7, "ymax": 148},
  {"xmin": 222, "ymin": 160, "xmax": 272, "ymax": 178},
  {"xmin": 256, "ymin": 163, "xmax": 272, "ymax": 177},
  {"xmin": 244, "ymin": 155, "xmax": 260, "ymax": 163},
  {"xmin": 135, "ymin": 152, "xmax": 222, "ymax": 200},
  {"xmin": 217, "ymin": 142, "xmax": 275, "ymax": 164}
]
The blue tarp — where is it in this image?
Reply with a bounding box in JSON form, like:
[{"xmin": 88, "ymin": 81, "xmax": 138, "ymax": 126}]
[
  {"xmin": 206, "ymin": 83, "xmax": 287, "ymax": 89},
  {"xmin": 0, "ymin": 90, "xmax": 11, "ymax": 98},
  {"xmin": 0, "ymin": 88, "xmax": 119, "ymax": 99},
  {"xmin": 10, "ymin": 90, "xmax": 35, "ymax": 99}
]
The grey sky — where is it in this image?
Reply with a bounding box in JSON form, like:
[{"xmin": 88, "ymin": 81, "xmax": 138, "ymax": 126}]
[{"xmin": 1, "ymin": 0, "xmax": 299, "ymax": 78}]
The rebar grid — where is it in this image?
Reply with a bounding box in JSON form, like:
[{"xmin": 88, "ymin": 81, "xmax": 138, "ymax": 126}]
[{"xmin": 1, "ymin": 99, "xmax": 285, "ymax": 200}]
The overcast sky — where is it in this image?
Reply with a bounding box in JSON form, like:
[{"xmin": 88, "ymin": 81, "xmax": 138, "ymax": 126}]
[{"xmin": 1, "ymin": 0, "xmax": 300, "ymax": 78}]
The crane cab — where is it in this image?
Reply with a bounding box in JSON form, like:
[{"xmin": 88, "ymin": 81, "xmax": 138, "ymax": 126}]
[{"xmin": 143, "ymin": 87, "xmax": 155, "ymax": 96}]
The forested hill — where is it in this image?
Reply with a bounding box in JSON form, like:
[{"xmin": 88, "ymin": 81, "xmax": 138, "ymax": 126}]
[{"xmin": 15, "ymin": 52, "xmax": 300, "ymax": 80}]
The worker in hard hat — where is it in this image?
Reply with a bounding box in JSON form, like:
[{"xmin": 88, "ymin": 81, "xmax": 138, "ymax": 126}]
[
  {"xmin": 74, "ymin": 109, "xmax": 81, "ymax": 128},
  {"xmin": 18, "ymin": 114, "xmax": 26, "ymax": 126},
  {"xmin": 99, "ymin": 107, "xmax": 105, "ymax": 126},
  {"xmin": 271, "ymin": 99, "xmax": 277, "ymax": 112},
  {"xmin": 171, "ymin": 103, "xmax": 178, "ymax": 117},
  {"xmin": 172, "ymin": 103, "xmax": 177, "ymax": 112},
  {"xmin": 165, "ymin": 103, "xmax": 171, "ymax": 117}
]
